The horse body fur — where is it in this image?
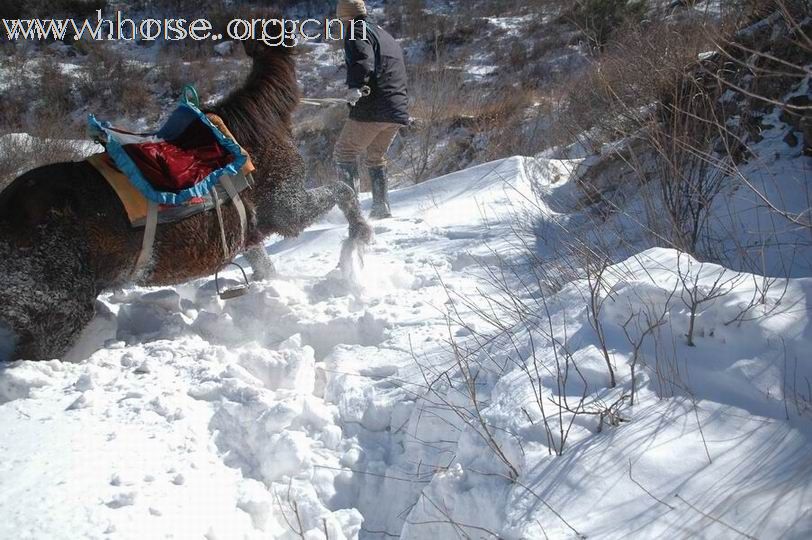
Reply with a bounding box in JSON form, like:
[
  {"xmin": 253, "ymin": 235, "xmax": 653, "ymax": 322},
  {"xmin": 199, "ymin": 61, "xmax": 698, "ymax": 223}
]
[{"xmin": 0, "ymin": 36, "xmax": 370, "ymax": 361}]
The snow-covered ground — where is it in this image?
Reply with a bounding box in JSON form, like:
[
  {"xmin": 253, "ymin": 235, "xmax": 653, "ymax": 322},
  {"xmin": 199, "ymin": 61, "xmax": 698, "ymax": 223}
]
[{"xmin": 2, "ymin": 155, "xmax": 812, "ymax": 539}]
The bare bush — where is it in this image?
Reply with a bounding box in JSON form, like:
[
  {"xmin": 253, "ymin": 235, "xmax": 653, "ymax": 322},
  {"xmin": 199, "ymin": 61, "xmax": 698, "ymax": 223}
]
[
  {"xmin": 1, "ymin": 0, "xmax": 107, "ymax": 20},
  {"xmin": 400, "ymin": 64, "xmax": 467, "ymax": 182},
  {"xmin": 411, "ymin": 310, "xmax": 522, "ymax": 479},
  {"xmin": 561, "ymin": 15, "xmax": 721, "ymax": 149},
  {"xmin": 676, "ymin": 254, "xmax": 744, "ymax": 347},
  {"xmin": 0, "ymin": 127, "xmax": 92, "ymax": 191},
  {"xmin": 78, "ymin": 44, "xmax": 154, "ymax": 120},
  {"xmin": 621, "ymin": 284, "xmax": 676, "ymax": 405},
  {"xmin": 581, "ymin": 249, "xmax": 617, "ymax": 387},
  {"xmin": 563, "ymin": 0, "xmax": 647, "ymax": 52},
  {"xmin": 645, "ymin": 91, "xmax": 730, "ymax": 254}
]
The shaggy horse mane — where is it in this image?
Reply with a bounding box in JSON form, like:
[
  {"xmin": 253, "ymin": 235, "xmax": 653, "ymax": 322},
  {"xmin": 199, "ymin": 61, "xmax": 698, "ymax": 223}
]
[{"xmin": 208, "ymin": 42, "xmax": 300, "ymax": 158}]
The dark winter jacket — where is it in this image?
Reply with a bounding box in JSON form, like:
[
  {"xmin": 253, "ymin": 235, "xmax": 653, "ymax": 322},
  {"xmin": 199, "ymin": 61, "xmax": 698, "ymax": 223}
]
[{"xmin": 344, "ymin": 18, "xmax": 409, "ymax": 125}]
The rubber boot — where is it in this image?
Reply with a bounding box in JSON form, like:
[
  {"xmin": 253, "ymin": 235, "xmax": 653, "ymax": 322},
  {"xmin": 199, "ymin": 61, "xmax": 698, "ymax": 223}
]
[
  {"xmin": 336, "ymin": 161, "xmax": 360, "ymax": 194},
  {"xmin": 368, "ymin": 165, "xmax": 392, "ymax": 219}
]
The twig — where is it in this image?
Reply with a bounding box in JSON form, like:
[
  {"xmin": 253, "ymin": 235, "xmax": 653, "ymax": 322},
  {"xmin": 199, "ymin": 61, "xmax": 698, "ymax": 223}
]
[
  {"xmin": 628, "ymin": 458, "xmax": 676, "ymax": 510},
  {"xmin": 674, "ymin": 493, "xmax": 757, "ymax": 539}
]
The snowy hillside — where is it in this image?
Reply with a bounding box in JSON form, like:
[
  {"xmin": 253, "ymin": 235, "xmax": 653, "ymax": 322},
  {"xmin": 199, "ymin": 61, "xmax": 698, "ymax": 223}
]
[{"xmin": 2, "ymin": 154, "xmax": 811, "ymax": 538}]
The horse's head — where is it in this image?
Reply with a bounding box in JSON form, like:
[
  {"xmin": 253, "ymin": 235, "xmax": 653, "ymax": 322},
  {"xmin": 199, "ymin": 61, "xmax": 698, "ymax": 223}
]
[{"xmin": 212, "ymin": 10, "xmax": 300, "ymax": 155}]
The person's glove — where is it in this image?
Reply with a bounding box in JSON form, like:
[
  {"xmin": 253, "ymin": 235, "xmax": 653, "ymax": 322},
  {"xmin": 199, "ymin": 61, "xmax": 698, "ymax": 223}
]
[{"xmin": 345, "ymin": 88, "xmax": 364, "ymax": 106}]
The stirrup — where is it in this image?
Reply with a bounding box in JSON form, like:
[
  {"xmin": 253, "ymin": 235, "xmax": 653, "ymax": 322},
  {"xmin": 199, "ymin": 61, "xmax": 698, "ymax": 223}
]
[{"xmin": 215, "ymin": 262, "xmax": 251, "ymax": 300}]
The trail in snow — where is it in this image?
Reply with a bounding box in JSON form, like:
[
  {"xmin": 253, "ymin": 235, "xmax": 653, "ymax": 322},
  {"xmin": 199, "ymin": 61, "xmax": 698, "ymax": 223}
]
[
  {"xmin": 0, "ymin": 158, "xmax": 536, "ymax": 539},
  {"xmin": 2, "ymin": 154, "xmax": 812, "ymax": 539}
]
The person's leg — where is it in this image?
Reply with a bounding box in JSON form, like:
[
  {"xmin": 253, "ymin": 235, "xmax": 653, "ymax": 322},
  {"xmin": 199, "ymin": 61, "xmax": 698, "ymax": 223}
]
[
  {"xmin": 364, "ymin": 123, "xmax": 400, "ymax": 169},
  {"xmin": 364, "ymin": 123, "xmax": 401, "ymax": 219},
  {"xmin": 333, "ymin": 119, "xmax": 379, "ymax": 193}
]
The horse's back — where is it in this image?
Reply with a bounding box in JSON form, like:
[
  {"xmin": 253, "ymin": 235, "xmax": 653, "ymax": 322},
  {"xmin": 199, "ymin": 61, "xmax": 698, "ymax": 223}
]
[
  {"xmin": 0, "ymin": 161, "xmax": 116, "ymax": 229},
  {"xmin": 0, "ymin": 159, "xmax": 139, "ymax": 289}
]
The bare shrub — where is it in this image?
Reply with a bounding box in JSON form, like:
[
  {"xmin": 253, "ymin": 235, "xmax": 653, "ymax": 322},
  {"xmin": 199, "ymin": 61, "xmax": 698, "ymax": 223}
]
[
  {"xmin": 154, "ymin": 49, "xmax": 228, "ymax": 106},
  {"xmin": 1, "ymin": 0, "xmax": 107, "ymax": 20},
  {"xmin": 642, "ymin": 84, "xmax": 730, "ymax": 254},
  {"xmin": 676, "ymin": 255, "xmax": 744, "ymax": 346},
  {"xmin": 470, "ymin": 86, "xmax": 546, "ymax": 160},
  {"xmin": 400, "ymin": 64, "xmax": 467, "ymax": 182},
  {"xmin": 621, "ymin": 302, "xmax": 671, "ymax": 406},
  {"xmin": 581, "ymin": 249, "xmax": 617, "ymax": 387},
  {"xmin": 563, "ymin": 0, "xmax": 647, "ymax": 51},
  {"xmin": 0, "ymin": 53, "xmax": 34, "ymax": 129},
  {"xmin": 79, "ymin": 44, "xmax": 154, "ymax": 120},
  {"xmin": 35, "ymin": 56, "xmax": 75, "ymax": 118},
  {"xmin": 560, "ymin": 15, "xmax": 720, "ymax": 149},
  {"xmin": 1, "ymin": 53, "xmax": 81, "ymax": 132},
  {"xmin": 0, "ymin": 127, "xmax": 92, "ymax": 190}
]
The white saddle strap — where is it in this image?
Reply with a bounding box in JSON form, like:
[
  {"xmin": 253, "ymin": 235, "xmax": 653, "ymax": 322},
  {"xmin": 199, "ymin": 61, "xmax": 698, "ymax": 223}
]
[
  {"xmin": 134, "ymin": 178, "xmax": 245, "ymax": 279},
  {"xmin": 134, "ymin": 201, "xmax": 158, "ymax": 279},
  {"xmin": 221, "ymin": 175, "xmax": 247, "ymax": 248},
  {"xmin": 212, "ymin": 188, "xmax": 229, "ymax": 261}
]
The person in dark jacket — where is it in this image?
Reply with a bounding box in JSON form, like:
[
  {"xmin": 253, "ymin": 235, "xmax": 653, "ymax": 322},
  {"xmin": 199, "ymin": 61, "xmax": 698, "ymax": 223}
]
[{"xmin": 334, "ymin": 0, "xmax": 409, "ymax": 219}]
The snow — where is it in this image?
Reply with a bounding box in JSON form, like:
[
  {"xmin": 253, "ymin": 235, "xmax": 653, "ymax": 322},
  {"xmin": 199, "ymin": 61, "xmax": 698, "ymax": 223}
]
[
  {"xmin": 487, "ymin": 15, "xmax": 536, "ymax": 37},
  {"xmin": 2, "ymin": 148, "xmax": 812, "ymax": 538},
  {"xmin": 0, "ymin": 132, "xmax": 100, "ymax": 160}
]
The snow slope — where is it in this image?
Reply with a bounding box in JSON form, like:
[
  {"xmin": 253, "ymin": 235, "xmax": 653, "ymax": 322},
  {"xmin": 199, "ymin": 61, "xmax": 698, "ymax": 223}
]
[{"xmin": 1, "ymin": 155, "xmax": 811, "ymax": 539}]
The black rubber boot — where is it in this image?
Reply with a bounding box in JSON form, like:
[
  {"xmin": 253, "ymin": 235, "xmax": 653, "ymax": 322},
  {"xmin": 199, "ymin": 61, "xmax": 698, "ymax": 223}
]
[
  {"xmin": 336, "ymin": 161, "xmax": 360, "ymax": 194},
  {"xmin": 368, "ymin": 165, "xmax": 392, "ymax": 219}
]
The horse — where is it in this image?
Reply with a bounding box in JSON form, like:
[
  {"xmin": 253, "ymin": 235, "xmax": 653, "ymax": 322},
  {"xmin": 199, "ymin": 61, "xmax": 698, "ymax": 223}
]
[{"xmin": 0, "ymin": 36, "xmax": 371, "ymax": 361}]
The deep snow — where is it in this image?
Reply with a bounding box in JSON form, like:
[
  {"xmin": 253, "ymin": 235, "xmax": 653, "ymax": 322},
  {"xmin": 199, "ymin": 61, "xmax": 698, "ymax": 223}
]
[{"xmin": 1, "ymin": 154, "xmax": 811, "ymax": 539}]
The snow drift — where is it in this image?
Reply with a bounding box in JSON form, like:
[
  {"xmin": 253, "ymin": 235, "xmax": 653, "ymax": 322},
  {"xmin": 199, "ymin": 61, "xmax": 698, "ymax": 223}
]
[{"xmin": 1, "ymin": 151, "xmax": 811, "ymax": 539}]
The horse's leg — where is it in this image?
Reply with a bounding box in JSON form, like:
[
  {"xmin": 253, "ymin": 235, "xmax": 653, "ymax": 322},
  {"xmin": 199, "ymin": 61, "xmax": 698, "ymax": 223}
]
[
  {"xmin": 0, "ymin": 222, "xmax": 97, "ymax": 361},
  {"xmin": 268, "ymin": 181, "xmax": 372, "ymax": 243},
  {"xmin": 334, "ymin": 183, "xmax": 374, "ymax": 244},
  {"xmin": 243, "ymin": 246, "xmax": 276, "ymax": 281}
]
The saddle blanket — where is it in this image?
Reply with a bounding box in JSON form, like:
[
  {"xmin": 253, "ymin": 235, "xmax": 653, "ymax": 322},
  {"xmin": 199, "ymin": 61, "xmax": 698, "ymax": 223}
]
[
  {"xmin": 86, "ymin": 110, "xmax": 256, "ymax": 228},
  {"xmin": 88, "ymin": 105, "xmax": 255, "ymax": 206},
  {"xmin": 86, "ymin": 152, "xmax": 251, "ymax": 228}
]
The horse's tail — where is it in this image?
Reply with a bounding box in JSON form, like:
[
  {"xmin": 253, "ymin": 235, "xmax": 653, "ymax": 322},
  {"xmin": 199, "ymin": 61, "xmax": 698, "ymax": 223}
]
[
  {"xmin": 0, "ymin": 232, "xmax": 25, "ymax": 361},
  {"xmin": 0, "ymin": 175, "xmax": 24, "ymax": 224},
  {"xmin": 0, "ymin": 211, "xmax": 97, "ymax": 361}
]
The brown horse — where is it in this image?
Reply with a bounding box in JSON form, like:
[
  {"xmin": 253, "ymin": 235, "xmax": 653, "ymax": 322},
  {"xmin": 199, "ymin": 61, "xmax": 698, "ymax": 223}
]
[{"xmin": 0, "ymin": 37, "xmax": 371, "ymax": 362}]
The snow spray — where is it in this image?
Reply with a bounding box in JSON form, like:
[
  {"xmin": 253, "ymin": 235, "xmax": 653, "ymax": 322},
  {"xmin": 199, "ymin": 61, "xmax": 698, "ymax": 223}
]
[{"xmin": 339, "ymin": 238, "xmax": 366, "ymax": 292}]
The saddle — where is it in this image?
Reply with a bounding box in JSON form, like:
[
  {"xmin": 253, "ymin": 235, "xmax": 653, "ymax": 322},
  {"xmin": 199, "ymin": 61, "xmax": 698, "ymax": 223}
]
[{"xmin": 86, "ymin": 86, "xmax": 256, "ymax": 285}]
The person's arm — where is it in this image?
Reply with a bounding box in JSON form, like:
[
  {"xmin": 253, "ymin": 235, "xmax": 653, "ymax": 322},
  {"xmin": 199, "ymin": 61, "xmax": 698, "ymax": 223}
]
[{"xmin": 344, "ymin": 21, "xmax": 374, "ymax": 89}]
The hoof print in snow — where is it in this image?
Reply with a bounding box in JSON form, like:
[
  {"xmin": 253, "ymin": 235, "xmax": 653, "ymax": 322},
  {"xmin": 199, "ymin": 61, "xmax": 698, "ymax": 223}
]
[{"xmin": 106, "ymin": 492, "xmax": 137, "ymax": 509}]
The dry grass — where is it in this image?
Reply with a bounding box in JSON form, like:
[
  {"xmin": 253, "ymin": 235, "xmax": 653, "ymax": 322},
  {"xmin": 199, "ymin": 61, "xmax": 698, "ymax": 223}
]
[
  {"xmin": 0, "ymin": 0, "xmax": 107, "ymax": 20},
  {"xmin": 77, "ymin": 44, "xmax": 154, "ymax": 119},
  {"xmin": 0, "ymin": 123, "xmax": 92, "ymax": 190}
]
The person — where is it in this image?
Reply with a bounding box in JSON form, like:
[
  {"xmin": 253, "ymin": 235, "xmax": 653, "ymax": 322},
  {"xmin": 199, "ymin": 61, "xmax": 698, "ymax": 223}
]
[{"xmin": 333, "ymin": 0, "xmax": 409, "ymax": 219}]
